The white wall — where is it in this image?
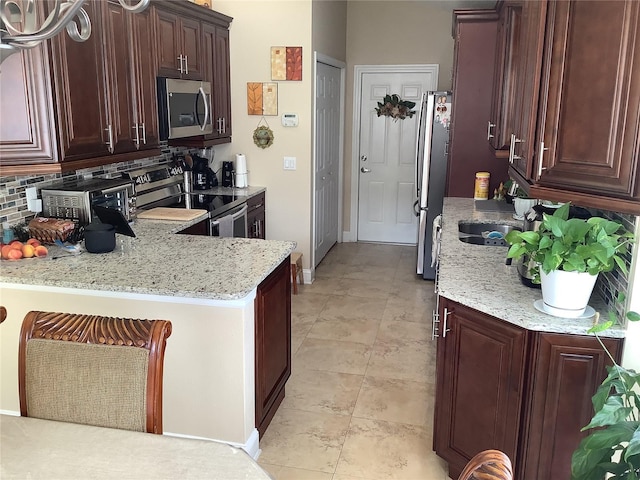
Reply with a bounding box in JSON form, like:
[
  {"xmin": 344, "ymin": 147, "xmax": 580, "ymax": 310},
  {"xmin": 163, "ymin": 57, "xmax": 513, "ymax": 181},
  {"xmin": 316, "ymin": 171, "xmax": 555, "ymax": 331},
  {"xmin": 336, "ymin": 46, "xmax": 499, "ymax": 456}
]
[{"xmin": 211, "ymin": 1, "xmax": 314, "ymax": 270}]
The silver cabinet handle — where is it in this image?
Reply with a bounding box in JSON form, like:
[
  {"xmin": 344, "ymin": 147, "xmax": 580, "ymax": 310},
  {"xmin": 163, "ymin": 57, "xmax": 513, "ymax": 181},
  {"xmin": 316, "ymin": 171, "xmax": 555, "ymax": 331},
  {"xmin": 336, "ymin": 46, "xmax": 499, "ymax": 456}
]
[
  {"xmin": 487, "ymin": 121, "xmax": 496, "ymax": 140},
  {"xmin": 105, "ymin": 125, "xmax": 114, "ymax": 153},
  {"xmin": 140, "ymin": 123, "xmax": 146, "ymax": 144},
  {"xmin": 177, "ymin": 55, "xmax": 183, "ymax": 73},
  {"xmin": 431, "ymin": 310, "xmax": 440, "ymax": 340},
  {"xmin": 537, "ymin": 141, "xmax": 549, "ymax": 179},
  {"xmin": 442, "ymin": 307, "xmax": 452, "ymax": 338},
  {"xmin": 509, "ymin": 134, "xmax": 524, "ymax": 164},
  {"xmin": 361, "ymin": 167, "xmax": 371, "ymax": 173},
  {"xmin": 132, "ymin": 124, "xmax": 140, "ymax": 147},
  {"xmin": 221, "ymin": 117, "xmax": 225, "ymax": 134},
  {"xmin": 184, "ymin": 55, "xmax": 188, "ymax": 75}
]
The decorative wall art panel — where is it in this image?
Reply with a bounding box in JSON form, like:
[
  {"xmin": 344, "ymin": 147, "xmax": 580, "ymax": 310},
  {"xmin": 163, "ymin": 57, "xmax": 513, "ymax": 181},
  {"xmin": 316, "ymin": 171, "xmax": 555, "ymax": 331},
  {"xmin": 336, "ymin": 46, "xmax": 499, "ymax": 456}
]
[
  {"xmin": 247, "ymin": 82, "xmax": 278, "ymax": 116},
  {"xmin": 271, "ymin": 46, "xmax": 302, "ymax": 81}
]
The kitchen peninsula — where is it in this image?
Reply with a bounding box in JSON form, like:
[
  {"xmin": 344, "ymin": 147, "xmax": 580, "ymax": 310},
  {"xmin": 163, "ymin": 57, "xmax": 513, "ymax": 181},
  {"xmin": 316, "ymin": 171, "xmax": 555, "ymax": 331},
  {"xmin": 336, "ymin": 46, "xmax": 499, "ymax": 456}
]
[
  {"xmin": 434, "ymin": 197, "xmax": 625, "ymax": 480},
  {"xmin": 0, "ymin": 213, "xmax": 295, "ymax": 457}
]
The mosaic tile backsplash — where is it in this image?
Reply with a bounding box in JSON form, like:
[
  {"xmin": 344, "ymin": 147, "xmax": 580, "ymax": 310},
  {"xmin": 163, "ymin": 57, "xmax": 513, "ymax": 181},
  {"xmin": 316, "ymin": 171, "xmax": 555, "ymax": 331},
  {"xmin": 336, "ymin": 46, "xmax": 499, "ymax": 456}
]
[{"xmin": 0, "ymin": 145, "xmax": 191, "ymax": 227}]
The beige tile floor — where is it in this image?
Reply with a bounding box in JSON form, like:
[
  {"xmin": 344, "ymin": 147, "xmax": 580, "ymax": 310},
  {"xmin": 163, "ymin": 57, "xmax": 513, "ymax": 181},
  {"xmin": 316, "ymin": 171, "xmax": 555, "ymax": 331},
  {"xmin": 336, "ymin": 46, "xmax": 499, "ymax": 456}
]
[{"xmin": 258, "ymin": 242, "xmax": 451, "ymax": 480}]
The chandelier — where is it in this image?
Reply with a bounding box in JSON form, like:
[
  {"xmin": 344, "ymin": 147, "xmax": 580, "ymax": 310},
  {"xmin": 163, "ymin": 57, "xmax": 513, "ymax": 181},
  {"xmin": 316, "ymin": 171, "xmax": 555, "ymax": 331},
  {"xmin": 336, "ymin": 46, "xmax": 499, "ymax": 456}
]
[{"xmin": 0, "ymin": 0, "xmax": 150, "ymax": 65}]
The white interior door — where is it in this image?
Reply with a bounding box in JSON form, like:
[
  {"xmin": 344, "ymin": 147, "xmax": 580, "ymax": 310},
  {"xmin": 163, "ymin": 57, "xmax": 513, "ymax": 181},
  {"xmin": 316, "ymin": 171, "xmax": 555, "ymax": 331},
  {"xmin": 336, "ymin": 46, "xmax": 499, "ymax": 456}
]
[
  {"xmin": 357, "ymin": 70, "xmax": 437, "ymax": 244},
  {"xmin": 314, "ymin": 60, "xmax": 342, "ymax": 266}
]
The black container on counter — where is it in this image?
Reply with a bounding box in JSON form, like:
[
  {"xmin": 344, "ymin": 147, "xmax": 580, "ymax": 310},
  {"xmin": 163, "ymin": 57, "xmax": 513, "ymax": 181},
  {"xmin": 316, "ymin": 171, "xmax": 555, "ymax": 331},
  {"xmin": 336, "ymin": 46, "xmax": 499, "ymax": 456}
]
[{"xmin": 84, "ymin": 223, "xmax": 116, "ymax": 253}]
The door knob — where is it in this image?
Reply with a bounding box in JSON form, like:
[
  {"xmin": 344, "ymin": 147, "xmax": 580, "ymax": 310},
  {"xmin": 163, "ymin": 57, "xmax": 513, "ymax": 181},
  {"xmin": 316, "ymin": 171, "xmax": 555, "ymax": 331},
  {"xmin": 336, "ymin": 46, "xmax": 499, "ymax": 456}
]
[{"xmin": 361, "ymin": 167, "xmax": 371, "ymax": 173}]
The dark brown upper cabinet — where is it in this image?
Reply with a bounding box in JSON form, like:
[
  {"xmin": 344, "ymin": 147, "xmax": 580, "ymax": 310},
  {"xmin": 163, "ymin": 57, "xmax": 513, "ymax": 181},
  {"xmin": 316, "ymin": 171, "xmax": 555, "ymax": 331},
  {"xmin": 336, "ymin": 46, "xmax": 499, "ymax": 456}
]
[
  {"xmin": 0, "ymin": 0, "xmax": 162, "ymax": 176},
  {"xmin": 493, "ymin": 0, "xmax": 640, "ymax": 214},
  {"xmin": 166, "ymin": 6, "xmax": 233, "ymax": 148},
  {"xmin": 488, "ymin": 1, "xmax": 523, "ymax": 153},
  {"xmin": 154, "ymin": 7, "xmax": 203, "ymax": 80},
  {"xmin": 0, "ymin": 25, "xmax": 58, "ymax": 171},
  {"xmin": 529, "ymin": 0, "xmax": 640, "ymax": 214},
  {"xmin": 0, "ymin": 0, "xmax": 233, "ymax": 176}
]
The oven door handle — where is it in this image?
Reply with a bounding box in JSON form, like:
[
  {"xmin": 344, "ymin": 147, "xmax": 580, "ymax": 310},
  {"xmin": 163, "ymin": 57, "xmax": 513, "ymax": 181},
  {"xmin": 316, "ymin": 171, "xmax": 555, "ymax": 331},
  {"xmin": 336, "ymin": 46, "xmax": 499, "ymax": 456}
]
[
  {"xmin": 210, "ymin": 204, "xmax": 248, "ymax": 225},
  {"xmin": 210, "ymin": 204, "xmax": 248, "ymax": 238}
]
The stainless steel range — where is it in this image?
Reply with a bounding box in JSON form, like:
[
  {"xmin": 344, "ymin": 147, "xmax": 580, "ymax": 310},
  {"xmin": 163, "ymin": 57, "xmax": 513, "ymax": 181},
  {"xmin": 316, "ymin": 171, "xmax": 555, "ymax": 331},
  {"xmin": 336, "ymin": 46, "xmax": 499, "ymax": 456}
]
[{"xmin": 128, "ymin": 163, "xmax": 248, "ymax": 237}]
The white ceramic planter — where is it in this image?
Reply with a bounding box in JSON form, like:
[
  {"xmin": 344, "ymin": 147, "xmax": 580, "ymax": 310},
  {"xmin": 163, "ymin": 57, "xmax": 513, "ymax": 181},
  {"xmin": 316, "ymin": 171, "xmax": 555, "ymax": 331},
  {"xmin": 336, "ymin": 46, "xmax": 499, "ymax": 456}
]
[{"xmin": 540, "ymin": 269, "xmax": 598, "ymax": 317}]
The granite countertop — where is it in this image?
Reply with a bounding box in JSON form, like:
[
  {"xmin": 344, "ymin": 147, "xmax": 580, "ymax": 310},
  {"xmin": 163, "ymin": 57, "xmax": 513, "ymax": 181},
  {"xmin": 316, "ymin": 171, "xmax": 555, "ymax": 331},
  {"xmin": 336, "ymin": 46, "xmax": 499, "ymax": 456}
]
[
  {"xmin": 0, "ymin": 210, "xmax": 295, "ymax": 301},
  {"xmin": 438, "ymin": 197, "xmax": 625, "ymax": 338}
]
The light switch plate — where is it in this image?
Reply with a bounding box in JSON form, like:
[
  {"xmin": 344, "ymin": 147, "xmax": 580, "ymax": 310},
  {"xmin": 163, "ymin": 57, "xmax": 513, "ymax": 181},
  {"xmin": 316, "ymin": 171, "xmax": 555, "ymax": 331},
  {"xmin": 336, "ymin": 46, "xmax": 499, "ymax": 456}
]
[{"xmin": 284, "ymin": 157, "xmax": 296, "ymax": 170}]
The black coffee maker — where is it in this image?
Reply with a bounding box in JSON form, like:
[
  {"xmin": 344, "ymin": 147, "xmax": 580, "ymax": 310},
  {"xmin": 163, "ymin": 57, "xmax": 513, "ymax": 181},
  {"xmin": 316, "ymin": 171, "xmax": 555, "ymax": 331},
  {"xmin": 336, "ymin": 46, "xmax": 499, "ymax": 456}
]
[
  {"xmin": 192, "ymin": 154, "xmax": 218, "ymax": 190},
  {"xmin": 221, "ymin": 161, "xmax": 234, "ymax": 187}
]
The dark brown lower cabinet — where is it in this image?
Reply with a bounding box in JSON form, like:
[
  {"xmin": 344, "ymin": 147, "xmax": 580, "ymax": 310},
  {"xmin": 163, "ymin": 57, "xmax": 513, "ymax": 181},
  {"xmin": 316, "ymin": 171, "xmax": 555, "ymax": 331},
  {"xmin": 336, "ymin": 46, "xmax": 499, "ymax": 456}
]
[
  {"xmin": 434, "ymin": 298, "xmax": 623, "ymax": 480},
  {"xmin": 176, "ymin": 218, "xmax": 209, "ymax": 236},
  {"xmin": 519, "ymin": 332, "xmax": 622, "ymax": 480},
  {"xmin": 247, "ymin": 192, "xmax": 266, "ymax": 240},
  {"xmin": 434, "ymin": 298, "xmax": 527, "ymax": 479},
  {"xmin": 255, "ymin": 257, "xmax": 291, "ymax": 436}
]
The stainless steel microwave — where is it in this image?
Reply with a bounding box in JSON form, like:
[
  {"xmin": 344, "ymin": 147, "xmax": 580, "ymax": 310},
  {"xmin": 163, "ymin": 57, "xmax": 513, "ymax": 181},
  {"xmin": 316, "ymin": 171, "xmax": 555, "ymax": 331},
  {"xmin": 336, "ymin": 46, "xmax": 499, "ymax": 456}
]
[{"xmin": 157, "ymin": 78, "xmax": 213, "ymax": 140}]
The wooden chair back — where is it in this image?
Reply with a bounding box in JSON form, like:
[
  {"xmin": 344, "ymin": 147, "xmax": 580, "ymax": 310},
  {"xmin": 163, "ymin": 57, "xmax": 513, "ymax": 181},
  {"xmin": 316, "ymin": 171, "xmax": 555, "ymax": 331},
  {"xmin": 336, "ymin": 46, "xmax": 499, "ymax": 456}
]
[
  {"xmin": 458, "ymin": 450, "xmax": 513, "ymax": 480},
  {"xmin": 18, "ymin": 311, "xmax": 172, "ymax": 434}
]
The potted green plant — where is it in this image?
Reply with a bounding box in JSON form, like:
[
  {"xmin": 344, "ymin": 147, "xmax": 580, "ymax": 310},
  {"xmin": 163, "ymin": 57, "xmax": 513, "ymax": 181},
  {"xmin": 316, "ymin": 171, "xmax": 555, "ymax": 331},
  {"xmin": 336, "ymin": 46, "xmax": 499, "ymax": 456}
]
[
  {"xmin": 571, "ymin": 310, "xmax": 640, "ymax": 480},
  {"xmin": 505, "ymin": 203, "xmax": 634, "ymax": 317}
]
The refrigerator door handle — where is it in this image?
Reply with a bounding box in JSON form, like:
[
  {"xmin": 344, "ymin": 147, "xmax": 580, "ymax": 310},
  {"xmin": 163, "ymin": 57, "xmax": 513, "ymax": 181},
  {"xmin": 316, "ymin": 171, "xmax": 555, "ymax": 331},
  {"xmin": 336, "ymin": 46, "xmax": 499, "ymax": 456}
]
[
  {"xmin": 413, "ymin": 199, "xmax": 420, "ymax": 217},
  {"xmin": 414, "ymin": 92, "xmax": 427, "ymax": 199}
]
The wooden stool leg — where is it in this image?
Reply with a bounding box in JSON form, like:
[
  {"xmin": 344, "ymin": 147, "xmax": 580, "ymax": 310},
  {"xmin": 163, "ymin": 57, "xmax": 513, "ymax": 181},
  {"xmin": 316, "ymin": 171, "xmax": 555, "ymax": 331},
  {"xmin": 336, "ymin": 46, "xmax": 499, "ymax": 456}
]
[
  {"xmin": 291, "ymin": 264, "xmax": 298, "ymax": 295},
  {"xmin": 296, "ymin": 258, "xmax": 303, "ymax": 287}
]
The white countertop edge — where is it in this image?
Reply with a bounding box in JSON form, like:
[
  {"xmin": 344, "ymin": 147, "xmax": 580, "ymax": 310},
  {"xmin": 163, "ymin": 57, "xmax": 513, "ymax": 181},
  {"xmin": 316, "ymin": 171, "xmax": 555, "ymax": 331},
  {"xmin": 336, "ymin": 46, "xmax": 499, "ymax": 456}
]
[{"xmin": 1, "ymin": 282, "xmax": 257, "ymax": 308}]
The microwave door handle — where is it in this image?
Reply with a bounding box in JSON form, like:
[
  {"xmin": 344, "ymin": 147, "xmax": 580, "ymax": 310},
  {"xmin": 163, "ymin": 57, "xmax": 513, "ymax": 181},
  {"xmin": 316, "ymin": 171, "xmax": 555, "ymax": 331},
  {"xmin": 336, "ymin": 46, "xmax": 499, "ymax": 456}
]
[{"xmin": 198, "ymin": 87, "xmax": 210, "ymax": 132}]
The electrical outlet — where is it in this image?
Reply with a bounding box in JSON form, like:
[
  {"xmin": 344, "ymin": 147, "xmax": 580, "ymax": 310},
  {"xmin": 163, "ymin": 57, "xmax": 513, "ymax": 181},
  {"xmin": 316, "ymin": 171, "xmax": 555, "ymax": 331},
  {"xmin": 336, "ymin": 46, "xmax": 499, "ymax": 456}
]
[
  {"xmin": 284, "ymin": 157, "xmax": 296, "ymax": 170},
  {"xmin": 25, "ymin": 187, "xmax": 37, "ymax": 200}
]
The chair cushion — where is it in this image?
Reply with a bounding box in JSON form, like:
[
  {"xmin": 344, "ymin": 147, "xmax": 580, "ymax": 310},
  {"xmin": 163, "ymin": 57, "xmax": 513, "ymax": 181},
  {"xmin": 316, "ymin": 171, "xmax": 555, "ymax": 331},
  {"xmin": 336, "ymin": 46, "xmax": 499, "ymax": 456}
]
[{"xmin": 25, "ymin": 339, "xmax": 149, "ymax": 432}]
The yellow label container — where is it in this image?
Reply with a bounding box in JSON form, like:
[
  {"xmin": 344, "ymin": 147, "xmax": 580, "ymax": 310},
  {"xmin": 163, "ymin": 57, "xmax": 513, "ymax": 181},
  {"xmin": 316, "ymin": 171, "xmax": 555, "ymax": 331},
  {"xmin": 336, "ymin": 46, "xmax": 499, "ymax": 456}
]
[{"xmin": 474, "ymin": 172, "xmax": 490, "ymax": 200}]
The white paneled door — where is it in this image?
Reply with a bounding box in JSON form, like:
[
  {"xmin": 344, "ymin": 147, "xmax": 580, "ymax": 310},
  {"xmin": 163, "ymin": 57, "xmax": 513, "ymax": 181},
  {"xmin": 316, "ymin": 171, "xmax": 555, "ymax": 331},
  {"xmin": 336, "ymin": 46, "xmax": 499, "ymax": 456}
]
[
  {"xmin": 357, "ymin": 70, "xmax": 436, "ymax": 244},
  {"xmin": 315, "ymin": 61, "xmax": 342, "ymax": 266}
]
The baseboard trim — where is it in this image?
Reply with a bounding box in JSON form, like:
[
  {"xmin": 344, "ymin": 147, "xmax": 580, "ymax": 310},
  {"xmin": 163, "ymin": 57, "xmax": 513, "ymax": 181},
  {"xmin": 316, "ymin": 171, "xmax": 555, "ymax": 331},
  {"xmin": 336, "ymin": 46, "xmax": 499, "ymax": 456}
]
[{"xmin": 342, "ymin": 231, "xmax": 356, "ymax": 242}]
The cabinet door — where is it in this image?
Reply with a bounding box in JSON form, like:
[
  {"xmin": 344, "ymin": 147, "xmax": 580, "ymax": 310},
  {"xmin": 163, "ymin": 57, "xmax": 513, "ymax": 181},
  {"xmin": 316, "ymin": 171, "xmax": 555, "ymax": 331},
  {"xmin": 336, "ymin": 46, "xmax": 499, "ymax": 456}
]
[
  {"xmin": 509, "ymin": 0, "xmax": 547, "ymax": 179},
  {"xmin": 102, "ymin": 1, "xmax": 137, "ymax": 154},
  {"xmin": 255, "ymin": 258, "xmax": 291, "ymax": 436},
  {"xmin": 180, "ymin": 17, "xmax": 202, "ymax": 80},
  {"xmin": 0, "ymin": 39, "xmax": 57, "ymax": 170},
  {"xmin": 247, "ymin": 192, "xmax": 266, "ymax": 239},
  {"xmin": 534, "ymin": 0, "xmax": 640, "ymax": 198},
  {"xmin": 213, "ymin": 26, "xmax": 231, "ymax": 138},
  {"xmin": 130, "ymin": 6, "xmax": 159, "ymax": 150},
  {"xmin": 434, "ymin": 298, "xmax": 527, "ymax": 480},
  {"xmin": 49, "ymin": 1, "xmax": 111, "ymax": 162},
  {"xmin": 520, "ymin": 332, "xmax": 622, "ymax": 480},
  {"xmin": 154, "ymin": 8, "xmax": 182, "ymax": 78},
  {"xmin": 489, "ymin": 1, "xmax": 523, "ymax": 151}
]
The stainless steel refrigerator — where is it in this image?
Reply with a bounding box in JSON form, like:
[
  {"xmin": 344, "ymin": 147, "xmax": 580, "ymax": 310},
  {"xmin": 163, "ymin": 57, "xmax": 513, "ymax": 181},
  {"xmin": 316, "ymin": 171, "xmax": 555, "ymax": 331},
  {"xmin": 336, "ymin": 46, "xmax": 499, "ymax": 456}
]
[{"xmin": 414, "ymin": 91, "xmax": 452, "ymax": 280}]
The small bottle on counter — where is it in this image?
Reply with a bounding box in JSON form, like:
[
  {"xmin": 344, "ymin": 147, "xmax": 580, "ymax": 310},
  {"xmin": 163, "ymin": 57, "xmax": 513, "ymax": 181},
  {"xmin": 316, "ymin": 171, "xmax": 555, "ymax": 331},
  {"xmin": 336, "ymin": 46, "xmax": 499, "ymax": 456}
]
[{"xmin": 474, "ymin": 172, "xmax": 490, "ymax": 200}]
